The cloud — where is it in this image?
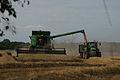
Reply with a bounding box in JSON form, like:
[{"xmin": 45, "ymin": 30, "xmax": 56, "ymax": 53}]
[
  {"xmin": 23, "ymin": 25, "xmax": 42, "ymax": 29},
  {"xmin": 17, "ymin": 25, "xmax": 51, "ymax": 32}
]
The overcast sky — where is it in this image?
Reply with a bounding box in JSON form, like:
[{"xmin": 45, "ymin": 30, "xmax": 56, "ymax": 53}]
[{"xmin": 1, "ymin": 0, "xmax": 120, "ymax": 42}]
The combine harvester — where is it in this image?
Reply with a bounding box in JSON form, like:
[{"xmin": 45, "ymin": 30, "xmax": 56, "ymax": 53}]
[{"xmin": 16, "ymin": 29, "xmax": 101, "ymax": 59}]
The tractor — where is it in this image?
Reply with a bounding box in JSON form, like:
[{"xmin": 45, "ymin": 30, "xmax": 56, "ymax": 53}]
[{"xmin": 79, "ymin": 42, "xmax": 101, "ymax": 59}]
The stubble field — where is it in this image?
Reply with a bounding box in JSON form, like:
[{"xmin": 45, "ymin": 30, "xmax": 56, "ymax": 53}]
[{"xmin": 0, "ymin": 50, "xmax": 120, "ymax": 80}]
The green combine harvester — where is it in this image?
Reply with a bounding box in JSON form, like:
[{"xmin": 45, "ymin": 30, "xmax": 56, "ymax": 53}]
[{"xmin": 16, "ymin": 29, "xmax": 101, "ymax": 59}]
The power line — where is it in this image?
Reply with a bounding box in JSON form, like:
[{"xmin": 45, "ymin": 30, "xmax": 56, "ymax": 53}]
[
  {"xmin": 103, "ymin": 0, "xmax": 113, "ymax": 27},
  {"xmin": 103, "ymin": 0, "xmax": 114, "ymax": 58}
]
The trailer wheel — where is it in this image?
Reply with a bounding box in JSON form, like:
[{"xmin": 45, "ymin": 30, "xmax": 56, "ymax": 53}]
[
  {"xmin": 85, "ymin": 52, "xmax": 90, "ymax": 59},
  {"xmin": 83, "ymin": 52, "xmax": 90, "ymax": 59},
  {"xmin": 80, "ymin": 53, "xmax": 83, "ymax": 58}
]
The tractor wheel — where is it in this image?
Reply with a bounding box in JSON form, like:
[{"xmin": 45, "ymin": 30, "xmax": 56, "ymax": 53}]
[
  {"xmin": 97, "ymin": 52, "xmax": 102, "ymax": 57},
  {"xmin": 83, "ymin": 52, "xmax": 85, "ymax": 59},
  {"xmin": 90, "ymin": 51, "xmax": 97, "ymax": 57},
  {"xmin": 29, "ymin": 46, "xmax": 35, "ymax": 50}
]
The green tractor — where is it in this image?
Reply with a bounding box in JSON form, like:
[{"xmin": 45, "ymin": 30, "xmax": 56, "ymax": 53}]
[{"xmin": 79, "ymin": 42, "xmax": 101, "ymax": 59}]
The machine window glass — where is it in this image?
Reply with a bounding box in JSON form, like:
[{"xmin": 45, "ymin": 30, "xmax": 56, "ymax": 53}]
[
  {"xmin": 89, "ymin": 43, "xmax": 96, "ymax": 48},
  {"xmin": 38, "ymin": 37, "xmax": 45, "ymax": 45}
]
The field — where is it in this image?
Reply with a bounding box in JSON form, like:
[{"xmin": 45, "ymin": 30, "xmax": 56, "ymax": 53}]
[{"xmin": 0, "ymin": 50, "xmax": 120, "ymax": 80}]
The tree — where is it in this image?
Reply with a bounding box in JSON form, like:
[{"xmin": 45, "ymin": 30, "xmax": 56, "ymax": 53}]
[
  {"xmin": 2, "ymin": 39, "xmax": 10, "ymax": 43},
  {"xmin": 0, "ymin": 0, "xmax": 30, "ymax": 36}
]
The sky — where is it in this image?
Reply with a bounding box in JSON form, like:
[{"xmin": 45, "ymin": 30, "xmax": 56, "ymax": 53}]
[{"xmin": 1, "ymin": 0, "xmax": 120, "ymax": 42}]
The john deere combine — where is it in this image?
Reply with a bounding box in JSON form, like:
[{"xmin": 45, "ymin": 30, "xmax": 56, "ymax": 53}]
[{"xmin": 16, "ymin": 29, "xmax": 101, "ymax": 59}]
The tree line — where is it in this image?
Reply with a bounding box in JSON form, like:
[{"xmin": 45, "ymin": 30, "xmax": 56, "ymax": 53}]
[{"xmin": 0, "ymin": 39, "xmax": 29, "ymax": 50}]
